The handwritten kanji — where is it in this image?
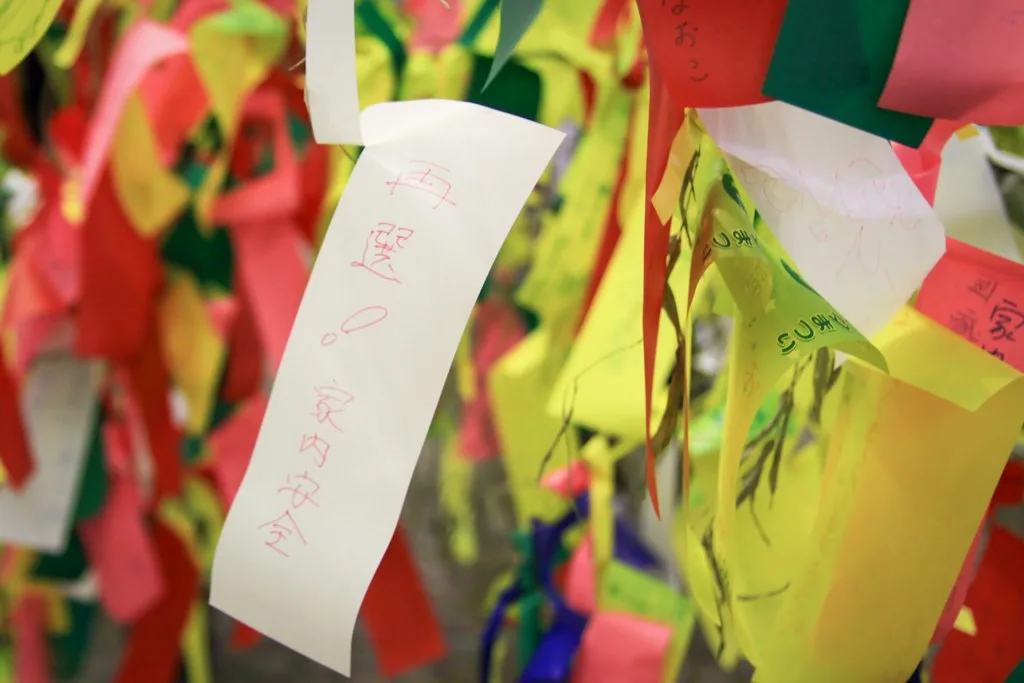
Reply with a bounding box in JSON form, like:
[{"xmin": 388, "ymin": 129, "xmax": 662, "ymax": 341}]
[
  {"xmin": 968, "ymin": 276, "xmax": 997, "ymax": 303},
  {"xmin": 351, "ymin": 222, "xmax": 414, "ymax": 283},
  {"xmin": 310, "ymin": 382, "xmax": 355, "ymax": 433},
  {"xmin": 278, "ymin": 471, "xmax": 321, "ymax": 509},
  {"xmin": 259, "ymin": 510, "xmax": 307, "ymax": 557},
  {"xmin": 386, "ymin": 160, "xmax": 456, "ymax": 210},
  {"xmin": 989, "ymin": 299, "xmax": 1024, "ymax": 342},
  {"xmin": 300, "ymin": 433, "xmax": 331, "ymax": 468}
]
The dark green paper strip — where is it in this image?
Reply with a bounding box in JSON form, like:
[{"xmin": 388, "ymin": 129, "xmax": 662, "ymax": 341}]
[
  {"xmin": 484, "ymin": 0, "xmax": 543, "ymax": 90},
  {"xmin": 762, "ymin": 0, "xmax": 932, "ymax": 146}
]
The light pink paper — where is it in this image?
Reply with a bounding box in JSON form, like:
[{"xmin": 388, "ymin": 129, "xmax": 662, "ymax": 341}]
[
  {"xmin": 406, "ymin": 0, "xmax": 462, "ymax": 51},
  {"xmin": 879, "ymin": 0, "xmax": 1024, "ymax": 125},
  {"xmin": 541, "ymin": 460, "xmax": 591, "ymax": 498},
  {"xmin": 563, "ymin": 535, "xmax": 596, "ymax": 615},
  {"xmin": 79, "ymin": 21, "xmax": 189, "ymax": 209},
  {"xmin": 571, "ymin": 611, "xmax": 673, "ymax": 683},
  {"xmin": 79, "ymin": 478, "xmax": 165, "ymax": 623},
  {"xmin": 12, "ymin": 595, "xmax": 53, "ymax": 683},
  {"xmin": 208, "ymin": 393, "xmax": 268, "ymax": 507}
]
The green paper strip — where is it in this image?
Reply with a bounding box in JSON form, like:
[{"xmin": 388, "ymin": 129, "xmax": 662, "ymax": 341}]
[
  {"xmin": 762, "ymin": 0, "xmax": 932, "ymax": 146},
  {"xmin": 485, "ymin": 0, "xmax": 542, "ymax": 90}
]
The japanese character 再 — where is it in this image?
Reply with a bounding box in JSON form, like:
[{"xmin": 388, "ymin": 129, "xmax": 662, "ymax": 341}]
[
  {"xmin": 386, "ymin": 160, "xmax": 456, "ymax": 210},
  {"xmin": 259, "ymin": 510, "xmax": 307, "ymax": 557}
]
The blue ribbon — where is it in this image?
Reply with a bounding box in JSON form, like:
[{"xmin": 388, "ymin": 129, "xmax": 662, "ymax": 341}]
[{"xmin": 479, "ymin": 493, "xmax": 662, "ymax": 683}]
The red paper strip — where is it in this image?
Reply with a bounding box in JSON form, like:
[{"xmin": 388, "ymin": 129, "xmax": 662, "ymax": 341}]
[
  {"xmin": 893, "ymin": 142, "xmax": 941, "ymax": 206},
  {"xmin": 113, "ymin": 521, "xmax": 199, "ymax": 683},
  {"xmin": 639, "ymin": 72, "xmax": 686, "ymax": 516},
  {"xmin": 634, "ymin": 0, "xmax": 787, "ymax": 108},
  {"xmin": 79, "ymin": 477, "xmax": 165, "ymax": 623},
  {"xmin": 125, "ymin": 320, "xmax": 182, "ymax": 502},
  {"xmin": 76, "ymin": 174, "xmax": 163, "ymax": 360},
  {"xmin": 991, "ymin": 460, "xmax": 1024, "ymax": 508},
  {"xmin": 0, "ymin": 338, "xmax": 34, "ymax": 489},
  {"xmin": 915, "ymin": 237, "xmax": 1024, "ymax": 372},
  {"xmin": 932, "ymin": 527, "xmax": 1024, "ymax": 683},
  {"xmin": 220, "ymin": 287, "xmax": 263, "ymax": 403},
  {"xmin": 878, "ymin": 0, "xmax": 1024, "ymax": 126},
  {"xmin": 361, "ymin": 526, "xmax": 447, "ymax": 678},
  {"xmin": 12, "ymin": 594, "xmax": 53, "ymax": 683},
  {"xmin": 231, "ymin": 220, "xmax": 308, "ymax": 373},
  {"xmin": 207, "ymin": 393, "xmax": 268, "ymax": 508}
]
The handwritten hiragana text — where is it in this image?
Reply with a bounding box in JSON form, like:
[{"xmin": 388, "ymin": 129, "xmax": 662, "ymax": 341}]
[
  {"xmin": 662, "ymin": 0, "xmax": 708, "ymax": 81},
  {"xmin": 386, "ymin": 160, "xmax": 456, "ymax": 210},
  {"xmin": 259, "ymin": 510, "xmax": 307, "ymax": 558},
  {"xmin": 351, "ymin": 222, "xmax": 414, "ymax": 283},
  {"xmin": 776, "ymin": 312, "xmax": 852, "ymax": 356},
  {"xmin": 321, "ymin": 306, "xmax": 389, "ymax": 346}
]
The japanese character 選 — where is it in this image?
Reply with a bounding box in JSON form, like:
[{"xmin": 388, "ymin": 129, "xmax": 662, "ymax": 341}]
[{"xmin": 351, "ymin": 222, "xmax": 414, "ymax": 283}]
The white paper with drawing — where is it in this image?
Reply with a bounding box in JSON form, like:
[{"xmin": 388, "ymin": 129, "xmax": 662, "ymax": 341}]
[
  {"xmin": 210, "ymin": 99, "xmax": 564, "ymax": 675},
  {"xmin": 698, "ymin": 102, "xmax": 946, "ymax": 337},
  {"xmin": 0, "ymin": 356, "xmax": 105, "ymax": 552}
]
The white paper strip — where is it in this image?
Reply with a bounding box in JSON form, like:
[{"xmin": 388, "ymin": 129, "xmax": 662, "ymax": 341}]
[
  {"xmin": 210, "ymin": 99, "xmax": 564, "ymax": 675},
  {"xmin": 936, "ymin": 134, "xmax": 1023, "ymax": 264},
  {"xmin": 305, "ymin": 0, "xmax": 363, "ymax": 145},
  {"xmin": 698, "ymin": 102, "xmax": 946, "ymax": 338},
  {"xmin": 0, "ymin": 356, "xmax": 105, "ymax": 553}
]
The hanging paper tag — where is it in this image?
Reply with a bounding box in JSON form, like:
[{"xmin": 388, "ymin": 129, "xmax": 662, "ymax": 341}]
[{"xmin": 210, "ymin": 100, "xmax": 563, "ymax": 676}]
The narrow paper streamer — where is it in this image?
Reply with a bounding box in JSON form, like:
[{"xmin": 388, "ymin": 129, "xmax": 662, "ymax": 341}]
[
  {"xmin": 0, "ymin": 356, "xmax": 104, "ymax": 552},
  {"xmin": 305, "ymin": 0, "xmax": 363, "ymax": 144},
  {"xmin": 210, "ymin": 99, "xmax": 563, "ymax": 675}
]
